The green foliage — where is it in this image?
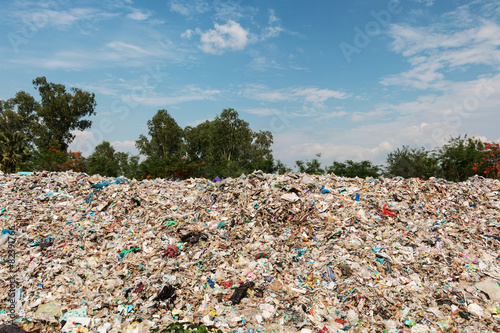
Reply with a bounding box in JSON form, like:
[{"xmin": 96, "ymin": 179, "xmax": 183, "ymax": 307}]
[
  {"xmin": 32, "ymin": 77, "xmax": 96, "ymax": 151},
  {"xmin": 210, "ymin": 108, "xmax": 253, "ymax": 165},
  {"xmin": 385, "ymin": 146, "xmax": 437, "ymax": 179},
  {"xmin": 116, "ymin": 152, "xmax": 141, "ymax": 179},
  {"xmin": 436, "ymin": 135, "xmax": 485, "ymax": 182},
  {"xmin": 0, "ymin": 91, "xmax": 39, "ymax": 146},
  {"xmin": 249, "ymin": 130, "xmax": 274, "ymax": 173},
  {"xmin": 86, "ymin": 141, "xmax": 120, "ymax": 177},
  {"xmin": 0, "ymin": 131, "xmax": 30, "ymax": 173},
  {"xmin": 31, "ymin": 147, "xmax": 85, "ymax": 172},
  {"xmin": 326, "ymin": 160, "xmax": 382, "ymax": 178},
  {"xmin": 274, "ymin": 159, "xmax": 292, "ymax": 174},
  {"xmin": 150, "ymin": 322, "xmax": 222, "ymax": 333},
  {"xmin": 295, "ymin": 153, "xmax": 325, "ymax": 175},
  {"xmin": 136, "ymin": 108, "xmax": 275, "ymax": 179},
  {"xmin": 184, "ymin": 121, "xmax": 212, "ymax": 162},
  {"xmin": 0, "ymin": 77, "xmax": 96, "ymax": 171},
  {"xmin": 136, "ymin": 109, "xmax": 184, "ymax": 161}
]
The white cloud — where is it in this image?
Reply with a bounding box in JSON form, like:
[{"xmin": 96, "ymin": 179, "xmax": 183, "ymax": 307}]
[
  {"xmin": 68, "ymin": 130, "xmax": 97, "ymax": 157},
  {"xmin": 272, "ymin": 131, "xmax": 394, "ymax": 167},
  {"xmin": 106, "ymin": 41, "xmax": 152, "ymax": 55},
  {"xmin": 261, "ymin": 9, "xmax": 283, "ymax": 39},
  {"xmin": 411, "ymin": 0, "xmax": 435, "ymax": 7},
  {"xmin": 248, "ymin": 56, "xmax": 281, "ymax": 72},
  {"xmin": 294, "ymin": 88, "xmax": 350, "ymax": 104},
  {"xmin": 111, "ymin": 140, "xmax": 139, "ymax": 155},
  {"xmin": 183, "ymin": 8, "xmax": 284, "ymax": 55},
  {"xmin": 181, "ymin": 29, "xmax": 194, "ymax": 39},
  {"xmin": 8, "ymin": 6, "xmax": 118, "ymax": 30},
  {"xmin": 198, "ymin": 20, "xmax": 251, "ymax": 54},
  {"xmin": 384, "ymin": 9, "xmax": 500, "ymax": 90},
  {"xmin": 241, "ymin": 84, "xmax": 350, "ymax": 107},
  {"xmin": 122, "ymin": 85, "xmax": 221, "ymax": 107},
  {"xmin": 169, "ymin": 0, "xmax": 209, "ymax": 16},
  {"xmin": 127, "ymin": 9, "xmax": 151, "ymax": 21},
  {"xmin": 349, "ymin": 110, "xmax": 390, "ymax": 122},
  {"xmin": 242, "ymin": 108, "xmax": 281, "ymax": 116}
]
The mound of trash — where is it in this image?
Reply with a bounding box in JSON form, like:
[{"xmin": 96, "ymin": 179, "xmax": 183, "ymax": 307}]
[{"xmin": 0, "ymin": 171, "xmax": 500, "ymax": 332}]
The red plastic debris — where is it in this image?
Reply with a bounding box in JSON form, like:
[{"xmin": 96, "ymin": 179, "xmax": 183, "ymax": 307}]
[
  {"xmin": 219, "ymin": 280, "xmax": 233, "ymax": 289},
  {"xmin": 335, "ymin": 318, "xmax": 346, "ymax": 325},
  {"xmin": 134, "ymin": 282, "xmax": 144, "ymax": 294},
  {"xmin": 382, "ymin": 204, "xmax": 397, "ymax": 217},
  {"xmin": 162, "ymin": 245, "xmax": 179, "ymax": 258}
]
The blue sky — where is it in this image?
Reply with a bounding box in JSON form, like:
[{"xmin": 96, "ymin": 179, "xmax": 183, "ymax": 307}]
[{"xmin": 1, "ymin": 0, "xmax": 500, "ymax": 168}]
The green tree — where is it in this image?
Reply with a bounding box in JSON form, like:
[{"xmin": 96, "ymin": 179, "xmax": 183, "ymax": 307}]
[
  {"xmin": 436, "ymin": 135, "xmax": 484, "ymax": 182},
  {"xmin": 0, "ymin": 91, "xmax": 39, "ymax": 145},
  {"xmin": 86, "ymin": 141, "xmax": 119, "ymax": 177},
  {"xmin": 295, "ymin": 153, "xmax": 325, "ymax": 175},
  {"xmin": 326, "ymin": 160, "xmax": 381, "ymax": 178},
  {"xmin": 116, "ymin": 152, "xmax": 140, "ymax": 179},
  {"xmin": 184, "ymin": 121, "xmax": 212, "ymax": 162},
  {"xmin": 136, "ymin": 109, "xmax": 184, "ymax": 161},
  {"xmin": 249, "ymin": 130, "xmax": 274, "ymax": 173},
  {"xmin": 274, "ymin": 160, "xmax": 291, "ymax": 174},
  {"xmin": 0, "ymin": 131, "xmax": 30, "ymax": 173},
  {"xmin": 386, "ymin": 146, "xmax": 437, "ymax": 179},
  {"xmin": 32, "ymin": 77, "xmax": 96, "ymax": 151},
  {"xmin": 209, "ymin": 108, "xmax": 253, "ymax": 167}
]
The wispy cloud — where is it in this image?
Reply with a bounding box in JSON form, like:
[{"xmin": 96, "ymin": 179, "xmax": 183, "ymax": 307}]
[
  {"xmin": 242, "ymin": 107, "xmax": 282, "ymax": 116},
  {"xmin": 6, "ymin": 5, "xmax": 118, "ymax": 30},
  {"xmin": 247, "ymin": 55, "xmax": 281, "ymax": 71},
  {"xmin": 107, "ymin": 41, "xmax": 153, "ymax": 55},
  {"xmin": 241, "ymin": 84, "xmax": 351, "ymax": 108},
  {"xmin": 383, "ymin": 4, "xmax": 500, "ymax": 90},
  {"xmin": 111, "ymin": 140, "xmax": 138, "ymax": 154},
  {"xmin": 410, "ymin": 0, "xmax": 435, "ymax": 7},
  {"xmin": 168, "ymin": 0, "xmax": 209, "ymax": 17},
  {"xmin": 127, "ymin": 9, "xmax": 152, "ymax": 21},
  {"xmin": 121, "ymin": 85, "xmax": 221, "ymax": 107}
]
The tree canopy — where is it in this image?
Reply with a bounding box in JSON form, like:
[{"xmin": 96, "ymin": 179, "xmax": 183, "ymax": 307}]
[{"xmin": 0, "ymin": 77, "xmax": 96, "ymax": 172}]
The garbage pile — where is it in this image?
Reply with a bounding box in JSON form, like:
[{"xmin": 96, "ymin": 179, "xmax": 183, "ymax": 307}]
[{"xmin": 1, "ymin": 171, "xmax": 500, "ymax": 333}]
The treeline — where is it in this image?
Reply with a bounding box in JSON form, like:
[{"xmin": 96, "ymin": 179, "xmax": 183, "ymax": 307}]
[
  {"xmin": 294, "ymin": 137, "xmax": 500, "ymax": 182},
  {"xmin": 0, "ymin": 77, "xmax": 277, "ymax": 179},
  {"xmin": 1, "ymin": 78, "xmax": 499, "ymax": 182},
  {"xmin": 85, "ymin": 108, "xmax": 277, "ymax": 180}
]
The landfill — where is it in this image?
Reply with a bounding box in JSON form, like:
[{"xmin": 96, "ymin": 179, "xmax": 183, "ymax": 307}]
[{"xmin": 0, "ymin": 170, "xmax": 500, "ymax": 332}]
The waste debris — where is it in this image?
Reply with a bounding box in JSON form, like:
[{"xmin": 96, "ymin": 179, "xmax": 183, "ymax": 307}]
[{"xmin": 0, "ymin": 170, "xmax": 500, "ymax": 332}]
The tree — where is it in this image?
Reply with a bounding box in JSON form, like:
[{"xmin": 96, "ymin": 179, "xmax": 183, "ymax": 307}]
[
  {"xmin": 274, "ymin": 160, "xmax": 291, "ymax": 174},
  {"xmin": 31, "ymin": 147, "xmax": 85, "ymax": 172},
  {"xmin": 295, "ymin": 153, "xmax": 325, "ymax": 175},
  {"xmin": 209, "ymin": 108, "xmax": 253, "ymax": 167},
  {"xmin": 473, "ymin": 142, "xmax": 500, "ymax": 179},
  {"xmin": 86, "ymin": 141, "xmax": 119, "ymax": 177},
  {"xmin": 249, "ymin": 130, "xmax": 274, "ymax": 173},
  {"xmin": 386, "ymin": 146, "xmax": 437, "ymax": 179},
  {"xmin": 326, "ymin": 160, "xmax": 381, "ymax": 178},
  {"xmin": 184, "ymin": 121, "xmax": 212, "ymax": 162},
  {"xmin": 0, "ymin": 131, "xmax": 30, "ymax": 173},
  {"xmin": 0, "ymin": 91, "xmax": 39, "ymax": 145},
  {"xmin": 436, "ymin": 136, "xmax": 485, "ymax": 182},
  {"xmin": 32, "ymin": 77, "xmax": 96, "ymax": 151},
  {"xmin": 116, "ymin": 152, "xmax": 140, "ymax": 179},
  {"xmin": 136, "ymin": 109, "xmax": 184, "ymax": 161},
  {"xmin": 136, "ymin": 108, "xmax": 276, "ymax": 179}
]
